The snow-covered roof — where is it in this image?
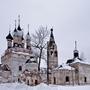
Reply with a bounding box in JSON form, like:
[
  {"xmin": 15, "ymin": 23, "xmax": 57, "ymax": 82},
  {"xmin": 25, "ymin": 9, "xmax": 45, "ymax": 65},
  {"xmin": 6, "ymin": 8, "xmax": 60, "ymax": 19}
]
[
  {"xmin": 12, "ymin": 51, "xmax": 30, "ymax": 56},
  {"xmin": 54, "ymin": 64, "xmax": 75, "ymax": 70},
  {"xmin": 72, "ymin": 58, "xmax": 90, "ymax": 65}
]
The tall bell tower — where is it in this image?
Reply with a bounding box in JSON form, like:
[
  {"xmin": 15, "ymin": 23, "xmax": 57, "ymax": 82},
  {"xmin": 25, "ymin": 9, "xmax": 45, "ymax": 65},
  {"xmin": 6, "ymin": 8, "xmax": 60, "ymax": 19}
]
[{"xmin": 47, "ymin": 28, "xmax": 58, "ymax": 70}]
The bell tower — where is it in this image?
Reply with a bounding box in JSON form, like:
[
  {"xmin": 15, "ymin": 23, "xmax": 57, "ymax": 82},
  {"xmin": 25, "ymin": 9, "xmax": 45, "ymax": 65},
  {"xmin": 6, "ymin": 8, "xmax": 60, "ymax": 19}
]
[{"xmin": 47, "ymin": 28, "xmax": 58, "ymax": 70}]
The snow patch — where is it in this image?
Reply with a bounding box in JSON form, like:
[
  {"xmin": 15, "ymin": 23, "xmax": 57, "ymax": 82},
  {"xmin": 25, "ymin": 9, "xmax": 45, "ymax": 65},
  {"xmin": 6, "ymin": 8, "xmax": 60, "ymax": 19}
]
[{"xmin": 0, "ymin": 83, "xmax": 90, "ymax": 90}]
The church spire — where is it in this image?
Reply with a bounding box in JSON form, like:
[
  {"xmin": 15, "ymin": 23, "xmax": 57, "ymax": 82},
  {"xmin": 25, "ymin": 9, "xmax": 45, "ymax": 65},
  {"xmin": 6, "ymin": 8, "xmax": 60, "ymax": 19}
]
[
  {"xmin": 14, "ymin": 20, "xmax": 17, "ymax": 32},
  {"xmin": 75, "ymin": 41, "xmax": 77, "ymax": 50},
  {"xmin": 50, "ymin": 28, "xmax": 55, "ymax": 43},
  {"xmin": 26, "ymin": 24, "xmax": 31, "ymax": 40},
  {"xmin": 17, "ymin": 15, "xmax": 22, "ymax": 31},
  {"xmin": 26, "ymin": 24, "xmax": 31, "ymax": 50},
  {"xmin": 15, "ymin": 20, "xmax": 16, "ymax": 29},
  {"xmin": 27, "ymin": 24, "xmax": 30, "ymax": 35},
  {"xmin": 18, "ymin": 15, "xmax": 20, "ymax": 26},
  {"xmin": 73, "ymin": 41, "xmax": 79, "ymax": 58}
]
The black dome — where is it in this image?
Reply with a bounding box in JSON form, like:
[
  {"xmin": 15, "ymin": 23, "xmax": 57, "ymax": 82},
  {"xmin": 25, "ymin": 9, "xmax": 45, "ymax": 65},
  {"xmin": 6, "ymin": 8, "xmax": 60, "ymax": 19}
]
[
  {"xmin": 17, "ymin": 25, "xmax": 22, "ymax": 31},
  {"xmin": 6, "ymin": 32, "xmax": 13, "ymax": 40},
  {"xmin": 14, "ymin": 28, "xmax": 17, "ymax": 32}
]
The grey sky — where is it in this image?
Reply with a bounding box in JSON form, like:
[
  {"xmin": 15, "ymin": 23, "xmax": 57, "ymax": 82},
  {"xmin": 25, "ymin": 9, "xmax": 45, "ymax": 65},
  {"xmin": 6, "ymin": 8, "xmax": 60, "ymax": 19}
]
[{"xmin": 0, "ymin": 0, "xmax": 90, "ymax": 64}]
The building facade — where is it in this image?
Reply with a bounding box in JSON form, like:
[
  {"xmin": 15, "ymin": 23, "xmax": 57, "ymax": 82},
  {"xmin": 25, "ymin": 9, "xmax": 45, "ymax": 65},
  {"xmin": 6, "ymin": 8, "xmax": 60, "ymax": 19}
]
[{"xmin": 0, "ymin": 16, "xmax": 90, "ymax": 85}]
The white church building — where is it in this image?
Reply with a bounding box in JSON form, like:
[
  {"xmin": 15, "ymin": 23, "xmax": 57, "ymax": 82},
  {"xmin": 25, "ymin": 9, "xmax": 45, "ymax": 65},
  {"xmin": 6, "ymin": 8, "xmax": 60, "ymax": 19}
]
[{"xmin": 0, "ymin": 16, "xmax": 90, "ymax": 85}]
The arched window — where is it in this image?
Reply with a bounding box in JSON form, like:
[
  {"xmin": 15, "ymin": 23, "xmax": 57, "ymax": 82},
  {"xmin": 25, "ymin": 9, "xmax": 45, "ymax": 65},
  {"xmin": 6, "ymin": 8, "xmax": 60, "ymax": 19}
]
[
  {"xmin": 84, "ymin": 77, "xmax": 87, "ymax": 83},
  {"xmin": 18, "ymin": 78, "xmax": 20, "ymax": 82},
  {"xmin": 51, "ymin": 51, "xmax": 53, "ymax": 55},
  {"xmin": 54, "ymin": 51, "xmax": 57, "ymax": 57},
  {"xmin": 35, "ymin": 80, "xmax": 38, "ymax": 85},
  {"xmin": 19, "ymin": 66, "xmax": 22, "ymax": 71},
  {"xmin": 53, "ymin": 77, "xmax": 56, "ymax": 84},
  {"xmin": 66, "ymin": 76, "xmax": 69, "ymax": 82},
  {"xmin": 27, "ymin": 80, "xmax": 29, "ymax": 85}
]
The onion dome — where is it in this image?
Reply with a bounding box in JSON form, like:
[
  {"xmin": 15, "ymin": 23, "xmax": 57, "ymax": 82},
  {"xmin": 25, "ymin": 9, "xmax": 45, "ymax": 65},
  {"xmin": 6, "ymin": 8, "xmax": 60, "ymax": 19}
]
[
  {"xmin": 26, "ymin": 25, "xmax": 31, "ymax": 40},
  {"xmin": 73, "ymin": 41, "xmax": 79, "ymax": 58},
  {"xmin": 13, "ymin": 20, "xmax": 18, "ymax": 36},
  {"xmin": 13, "ymin": 29, "xmax": 18, "ymax": 36},
  {"xmin": 6, "ymin": 31, "xmax": 13, "ymax": 40},
  {"xmin": 17, "ymin": 25, "xmax": 22, "ymax": 31},
  {"xmin": 26, "ymin": 31, "xmax": 31, "ymax": 40},
  {"xmin": 16, "ymin": 15, "xmax": 23, "ymax": 37}
]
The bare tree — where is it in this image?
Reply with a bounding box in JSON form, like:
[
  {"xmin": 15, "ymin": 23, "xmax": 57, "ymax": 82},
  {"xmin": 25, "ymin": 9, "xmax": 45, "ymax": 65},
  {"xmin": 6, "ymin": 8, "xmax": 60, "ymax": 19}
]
[{"xmin": 31, "ymin": 26, "xmax": 49, "ymax": 71}]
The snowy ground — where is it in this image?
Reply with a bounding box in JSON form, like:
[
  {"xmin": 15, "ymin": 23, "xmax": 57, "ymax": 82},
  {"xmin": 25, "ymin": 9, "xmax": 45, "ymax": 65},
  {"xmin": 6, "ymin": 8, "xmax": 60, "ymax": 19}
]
[{"xmin": 0, "ymin": 83, "xmax": 90, "ymax": 90}]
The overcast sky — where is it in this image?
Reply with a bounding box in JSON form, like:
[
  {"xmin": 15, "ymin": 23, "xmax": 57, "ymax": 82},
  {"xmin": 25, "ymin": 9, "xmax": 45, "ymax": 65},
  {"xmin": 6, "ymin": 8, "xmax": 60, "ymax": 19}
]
[{"xmin": 0, "ymin": 0, "xmax": 90, "ymax": 64}]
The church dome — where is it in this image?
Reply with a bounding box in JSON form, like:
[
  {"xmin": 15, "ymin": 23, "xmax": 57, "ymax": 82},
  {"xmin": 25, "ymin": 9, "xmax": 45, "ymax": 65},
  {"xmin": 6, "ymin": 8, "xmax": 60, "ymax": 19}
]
[
  {"xmin": 6, "ymin": 32, "xmax": 13, "ymax": 40},
  {"xmin": 13, "ymin": 28, "xmax": 18, "ymax": 36},
  {"xmin": 17, "ymin": 25, "xmax": 22, "ymax": 31},
  {"xmin": 26, "ymin": 32, "xmax": 31, "ymax": 40}
]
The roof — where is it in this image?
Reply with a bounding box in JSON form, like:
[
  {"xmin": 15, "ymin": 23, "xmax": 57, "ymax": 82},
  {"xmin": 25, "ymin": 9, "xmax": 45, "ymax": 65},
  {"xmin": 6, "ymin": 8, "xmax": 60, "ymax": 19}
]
[
  {"xmin": 26, "ymin": 59, "xmax": 37, "ymax": 63},
  {"xmin": 17, "ymin": 25, "xmax": 22, "ymax": 31},
  {"xmin": 2, "ymin": 64, "xmax": 10, "ymax": 71},
  {"xmin": 49, "ymin": 28, "xmax": 55, "ymax": 46},
  {"xmin": 6, "ymin": 32, "xmax": 13, "ymax": 40},
  {"xmin": 71, "ymin": 58, "xmax": 90, "ymax": 65},
  {"xmin": 66, "ymin": 59, "xmax": 74, "ymax": 64},
  {"xmin": 66, "ymin": 57, "xmax": 83, "ymax": 64},
  {"xmin": 54, "ymin": 64, "xmax": 75, "ymax": 70},
  {"xmin": 14, "ymin": 28, "xmax": 17, "ymax": 32}
]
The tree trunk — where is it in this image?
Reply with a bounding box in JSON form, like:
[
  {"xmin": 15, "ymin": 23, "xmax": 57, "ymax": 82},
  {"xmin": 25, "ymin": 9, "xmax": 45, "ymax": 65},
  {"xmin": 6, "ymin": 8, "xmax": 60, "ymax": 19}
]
[{"xmin": 38, "ymin": 48, "xmax": 42, "ymax": 71}]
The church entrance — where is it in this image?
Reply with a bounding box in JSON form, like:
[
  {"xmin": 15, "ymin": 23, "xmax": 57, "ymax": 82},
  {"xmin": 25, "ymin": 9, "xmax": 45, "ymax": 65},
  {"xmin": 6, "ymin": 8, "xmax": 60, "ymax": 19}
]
[
  {"xmin": 54, "ymin": 77, "xmax": 56, "ymax": 84},
  {"xmin": 84, "ymin": 77, "xmax": 87, "ymax": 83},
  {"xmin": 27, "ymin": 80, "xmax": 29, "ymax": 85},
  {"xmin": 35, "ymin": 80, "xmax": 38, "ymax": 85}
]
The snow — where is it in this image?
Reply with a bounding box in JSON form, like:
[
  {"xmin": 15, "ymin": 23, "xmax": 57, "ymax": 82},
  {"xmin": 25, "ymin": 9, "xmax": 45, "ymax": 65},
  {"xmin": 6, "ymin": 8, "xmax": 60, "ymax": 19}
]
[
  {"xmin": 12, "ymin": 51, "xmax": 30, "ymax": 56},
  {"xmin": 0, "ymin": 83, "xmax": 90, "ymax": 90},
  {"xmin": 72, "ymin": 58, "xmax": 90, "ymax": 65},
  {"xmin": 55, "ymin": 64, "xmax": 75, "ymax": 70}
]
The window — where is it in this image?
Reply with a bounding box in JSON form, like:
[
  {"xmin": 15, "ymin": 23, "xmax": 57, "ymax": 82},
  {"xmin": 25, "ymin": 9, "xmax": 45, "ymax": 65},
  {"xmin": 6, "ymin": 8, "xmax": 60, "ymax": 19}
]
[
  {"xmin": 84, "ymin": 77, "xmax": 87, "ymax": 83},
  {"xmin": 27, "ymin": 80, "xmax": 29, "ymax": 85},
  {"xmin": 19, "ymin": 66, "xmax": 22, "ymax": 71},
  {"xmin": 18, "ymin": 78, "xmax": 20, "ymax": 82},
  {"xmin": 51, "ymin": 51, "xmax": 53, "ymax": 55},
  {"xmin": 35, "ymin": 80, "xmax": 38, "ymax": 85},
  {"xmin": 54, "ymin": 77, "xmax": 56, "ymax": 84},
  {"xmin": 55, "ymin": 51, "xmax": 57, "ymax": 57},
  {"xmin": 66, "ymin": 76, "xmax": 69, "ymax": 82}
]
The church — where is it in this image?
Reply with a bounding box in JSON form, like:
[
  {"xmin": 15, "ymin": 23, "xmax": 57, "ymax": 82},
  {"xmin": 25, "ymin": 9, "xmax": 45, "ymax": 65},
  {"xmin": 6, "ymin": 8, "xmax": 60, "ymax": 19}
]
[{"xmin": 0, "ymin": 16, "xmax": 90, "ymax": 85}]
